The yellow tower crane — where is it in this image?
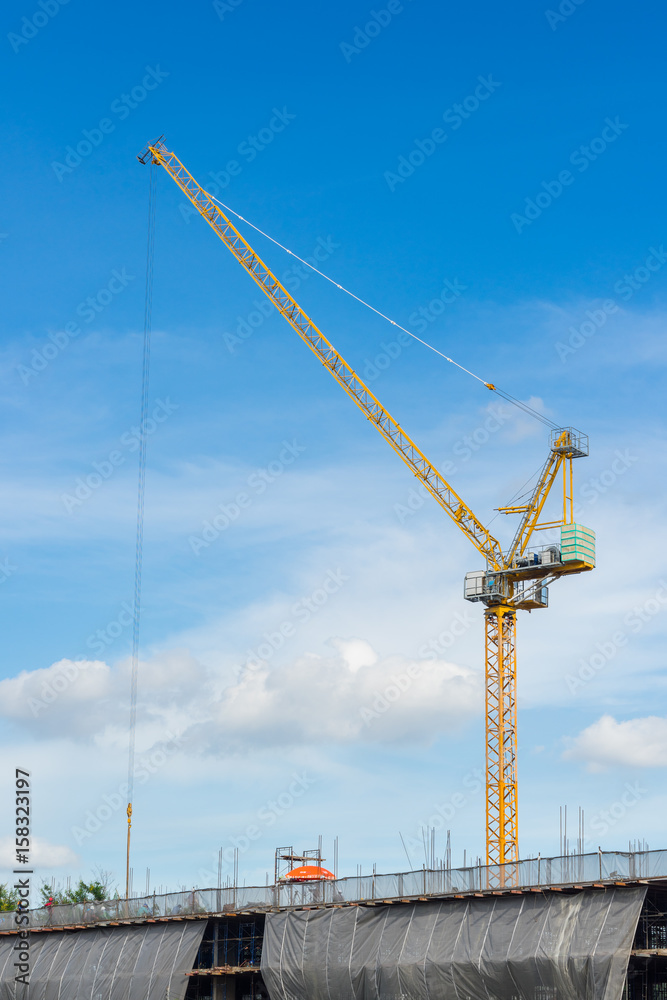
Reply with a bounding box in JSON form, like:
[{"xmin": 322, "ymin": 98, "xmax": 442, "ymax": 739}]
[{"xmin": 138, "ymin": 138, "xmax": 595, "ymax": 876}]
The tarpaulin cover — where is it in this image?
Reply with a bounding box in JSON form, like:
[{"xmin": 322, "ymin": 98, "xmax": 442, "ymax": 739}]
[
  {"xmin": 261, "ymin": 886, "xmax": 646, "ymax": 1000},
  {"xmin": 0, "ymin": 919, "xmax": 205, "ymax": 1000}
]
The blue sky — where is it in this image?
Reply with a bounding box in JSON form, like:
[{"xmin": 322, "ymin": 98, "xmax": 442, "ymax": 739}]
[{"xmin": 1, "ymin": 0, "xmax": 666, "ymax": 899}]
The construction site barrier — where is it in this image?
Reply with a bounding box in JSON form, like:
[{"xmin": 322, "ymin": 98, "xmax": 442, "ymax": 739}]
[{"xmin": 2, "ymin": 848, "xmax": 663, "ymax": 932}]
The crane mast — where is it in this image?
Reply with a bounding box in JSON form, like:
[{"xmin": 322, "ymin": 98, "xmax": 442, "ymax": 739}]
[{"xmin": 139, "ymin": 138, "xmax": 595, "ymax": 877}]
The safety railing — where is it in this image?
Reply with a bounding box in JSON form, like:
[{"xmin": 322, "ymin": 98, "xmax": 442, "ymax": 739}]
[{"xmin": 1, "ymin": 848, "xmax": 663, "ymax": 932}]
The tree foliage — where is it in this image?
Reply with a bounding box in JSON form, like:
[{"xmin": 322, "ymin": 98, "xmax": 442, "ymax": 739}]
[
  {"xmin": 0, "ymin": 885, "xmax": 20, "ymax": 912},
  {"xmin": 39, "ymin": 869, "xmax": 117, "ymax": 906}
]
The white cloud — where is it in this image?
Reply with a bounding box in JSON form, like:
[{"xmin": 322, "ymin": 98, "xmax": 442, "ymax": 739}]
[
  {"xmin": 0, "ymin": 659, "xmax": 112, "ymax": 715},
  {"xmin": 0, "ymin": 642, "xmax": 481, "ymax": 753},
  {"xmin": 331, "ymin": 637, "xmax": 378, "ymax": 672},
  {"xmin": 193, "ymin": 644, "xmax": 481, "ymax": 751},
  {"xmin": 0, "ymin": 837, "xmax": 79, "ymax": 869},
  {"xmin": 563, "ymin": 713, "xmax": 667, "ymax": 770},
  {"xmin": 0, "ymin": 652, "xmax": 207, "ymax": 748}
]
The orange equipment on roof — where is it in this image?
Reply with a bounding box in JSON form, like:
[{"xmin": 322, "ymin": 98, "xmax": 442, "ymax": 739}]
[{"xmin": 282, "ymin": 866, "xmax": 335, "ymax": 882}]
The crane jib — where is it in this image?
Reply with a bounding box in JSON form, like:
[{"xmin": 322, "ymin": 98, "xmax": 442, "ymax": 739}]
[{"xmin": 145, "ymin": 141, "xmax": 505, "ymax": 571}]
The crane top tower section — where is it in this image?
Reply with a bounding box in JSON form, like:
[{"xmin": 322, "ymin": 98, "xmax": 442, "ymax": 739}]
[{"xmin": 464, "ymin": 426, "xmax": 595, "ymax": 611}]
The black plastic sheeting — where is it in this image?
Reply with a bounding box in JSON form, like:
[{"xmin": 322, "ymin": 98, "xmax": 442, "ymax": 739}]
[
  {"xmin": 262, "ymin": 886, "xmax": 646, "ymax": 1000},
  {"xmin": 0, "ymin": 919, "xmax": 205, "ymax": 1000}
]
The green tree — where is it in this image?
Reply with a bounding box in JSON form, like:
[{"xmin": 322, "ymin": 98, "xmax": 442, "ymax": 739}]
[
  {"xmin": 0, "ymin": 884, "xmax": 19, "ymax": 912},
  {"xmin": 39, "ymin": 869, "xmax": 117, "ymax": 906}
]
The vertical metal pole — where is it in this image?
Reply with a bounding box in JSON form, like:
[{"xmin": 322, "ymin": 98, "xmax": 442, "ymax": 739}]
[
  {"xmin": 563, "ymin": 454, "xmax": 574, "ymax": 524},
  {"xmin": 125, "ymin": 804, "xmax": 132, "ymax": 899},
  {"xmin": 560, "ymin": 450, "xmax": 568, "ymax": 525}
]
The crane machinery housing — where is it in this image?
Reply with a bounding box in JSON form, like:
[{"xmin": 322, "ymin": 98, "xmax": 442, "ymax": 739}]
[{"xmin": 138, "ymin": 137, "xmax": 596, "ymax": 880}]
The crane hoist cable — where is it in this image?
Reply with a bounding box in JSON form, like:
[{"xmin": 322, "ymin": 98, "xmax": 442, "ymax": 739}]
[
  {"xmin": 484, "ymin": 462, "xmax": 544, "ymax": 532},
  {"xmin": 208, "ymin": 193, "xmax": 558, "ymax": 431},
  {"xmin": 126, "ymin": 158, "xmax": 157, "ymax": 899}
]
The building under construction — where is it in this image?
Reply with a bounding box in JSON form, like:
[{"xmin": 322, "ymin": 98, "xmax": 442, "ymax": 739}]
[{"xmin": 2, "ymin": 848, "xmax": 667, "ymax": 999}]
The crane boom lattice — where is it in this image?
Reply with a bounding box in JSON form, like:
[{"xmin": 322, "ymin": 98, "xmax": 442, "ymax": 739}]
[{"xmin": 138, "ymin": 140, "xmax": 504, "ymax": 571}]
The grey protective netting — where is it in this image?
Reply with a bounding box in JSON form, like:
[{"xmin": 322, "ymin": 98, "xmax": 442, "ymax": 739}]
[
  {"xmin": 0, "ymin": 850, "xmax": 662, "ymax": 931},
  {"xmin": 261, "ymin": 885, "xmax": 646, "ymax": 1000},
  {"xmin": 0, "ymin": 919, "xmax": 205, "ymax": 1000}
]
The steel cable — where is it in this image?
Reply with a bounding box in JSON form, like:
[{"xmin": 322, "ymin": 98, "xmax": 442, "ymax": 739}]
[
  {"xmin": 208, "ymin": 194, "xmax": 558, "ymax": 430},
  {"xmin": 126, "ymin": 160, "xmax": 157, "ymax": 894}
]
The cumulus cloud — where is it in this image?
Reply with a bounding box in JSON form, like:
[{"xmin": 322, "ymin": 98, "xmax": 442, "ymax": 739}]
[
  {"xmin": 0, "ymin": 651, "xmax": 210, "ymax": 746},
  {"xmin": 331, "ymin": 637, "xmax": 377, "ymax": 672},
  {"xmin": 0, "ymin": 837, "xmax": 79, "ymax": 868},
  {"xmin": 0, "ymin": 640, "xmax": 482, "ymax": 752},
  {"xmin": 0, "ymin": 659, "xmax": 113, "ymax": 729},
  {"xmin": 563, "ymin": 714, "xmax": 667, "ymax": 771},
  {"xmin": 192, "ymin": 642, "xmax": 481, "ymax": 752}
]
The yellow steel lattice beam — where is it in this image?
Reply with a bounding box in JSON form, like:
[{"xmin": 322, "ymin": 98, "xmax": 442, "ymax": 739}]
[
  {"xmin": 484, "ymin": 605, "xmax": 518, "ymax": 872},
  {"xmin": 506, "ymin": 438, "xmax": 566, "ymax": 564},
  {"xmin": 143, "ymin": 140, "xmax": 506, "ymax": 570}
]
